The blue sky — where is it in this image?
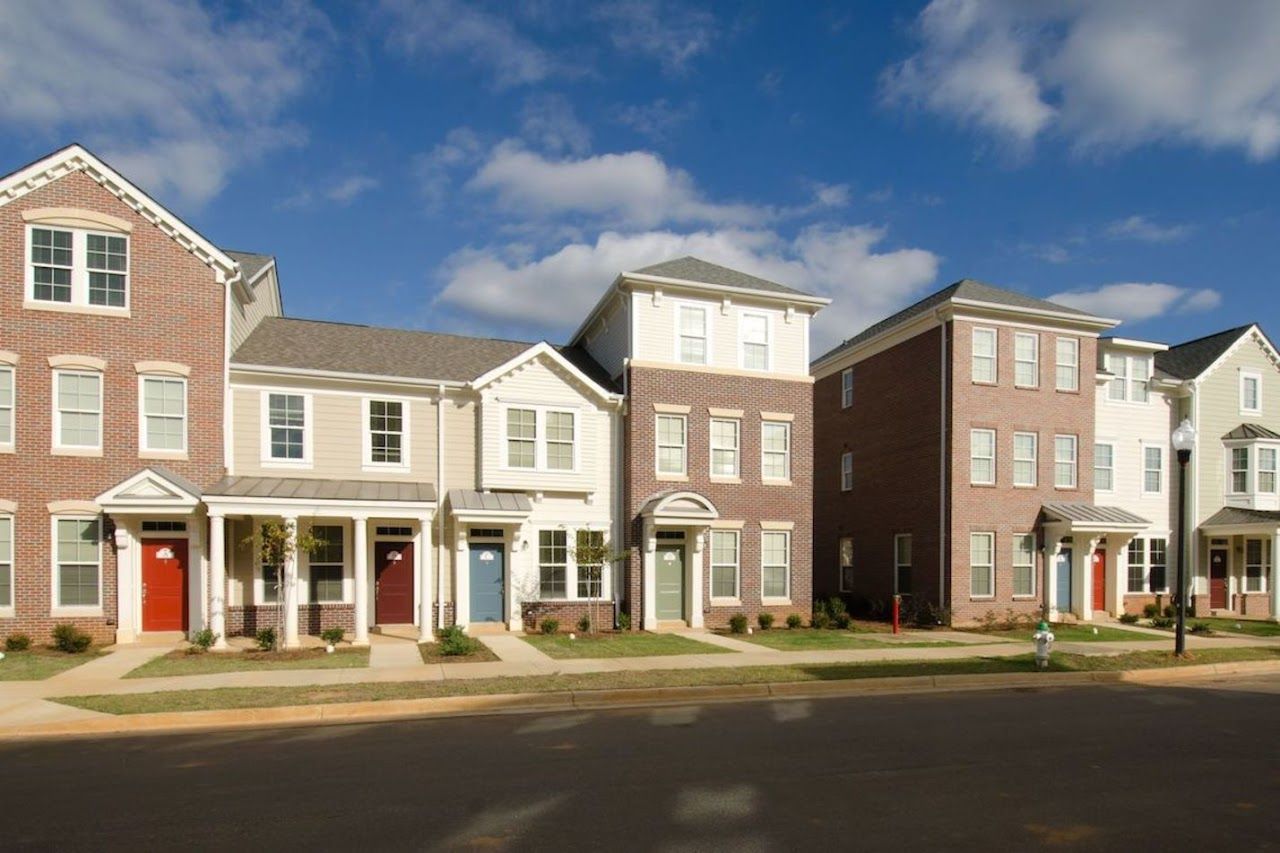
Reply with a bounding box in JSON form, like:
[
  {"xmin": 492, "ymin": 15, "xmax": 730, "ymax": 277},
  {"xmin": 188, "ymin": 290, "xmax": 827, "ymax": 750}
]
[{"xmin": 3, "ymin": 0, "xmax": 1279, "ymax": 354}]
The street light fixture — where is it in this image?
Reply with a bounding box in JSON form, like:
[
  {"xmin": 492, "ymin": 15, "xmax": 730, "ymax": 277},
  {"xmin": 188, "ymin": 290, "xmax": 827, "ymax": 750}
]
[{"xmin": 1171, "ymin": 418, "xmax": 1197, "ymax": 656}]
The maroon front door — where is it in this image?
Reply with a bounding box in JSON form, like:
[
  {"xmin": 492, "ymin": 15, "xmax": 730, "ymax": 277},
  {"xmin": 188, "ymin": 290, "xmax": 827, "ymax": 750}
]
[
  {"xmin": 142, "ymin": 539, "xmax": 188, "ymax": 632},
  {"xmin": 1209, "ymin": 549, "xmax": 1228, "ymax": 609},
  {"xmin": 1092, "ymin": 549, "xmax": 1106, "ymax": 612},
  {"xmin": 375, "ymin": 541, "xmax": 414, "ymax": 624}
]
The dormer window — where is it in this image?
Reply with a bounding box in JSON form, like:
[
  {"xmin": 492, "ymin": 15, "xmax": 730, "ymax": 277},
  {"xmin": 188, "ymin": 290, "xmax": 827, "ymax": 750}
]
[
  {"xmin": 27, "ymin": 225, "xmax": 129, "ymax": 310},
  {"xmin": 1225, "ymin": 430, "xmax": 1280, "ymax": 508}
]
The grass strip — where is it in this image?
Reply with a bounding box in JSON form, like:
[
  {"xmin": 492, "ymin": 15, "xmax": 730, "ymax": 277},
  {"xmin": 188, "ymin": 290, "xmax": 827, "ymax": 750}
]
[
  {"xmin": 419, "ymin": 642, "xmax": 499, "ymax": 664},
  {"xmin": 522, "ymin": 632, "xmax": 732, "ymax": 659},
  {"xmin": 0, "ymin": 650, "xmax": 104, "ymax": 682},
  {"xmin": 726, "ymin": 630, "xmax": 962, "ymax": 651},
  {"xmin": 124, "ymin": 647, "xmax": 370, "ymax": 679}
]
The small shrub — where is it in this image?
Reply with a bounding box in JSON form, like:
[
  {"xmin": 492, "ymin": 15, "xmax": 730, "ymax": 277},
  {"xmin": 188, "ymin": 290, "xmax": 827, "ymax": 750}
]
[
  {"xmin": 51, "ymin": 624, "xmax": 92, "ymax": 654},
  {"xmin": 577, "ymin": 615, "xmax": 591, "ymax": 633},
  {"xmin": 834, "ymin": 612, "xmax": 853, "ymax": 630},
  {"xmin": 437, "ymin": 625, "xmax": 477, "ymax": 656},
  {"xmin": 867, "ymin": 598, "xmax": 887, "ymax": 619},
  {"xmin": 728, "ymin": 614, "xmax": 749, "ymax": 634},
  {"xmin": 320, "ymin": 627, "xmax": 345, "ymax": 646},
  {"xmin": 540, "ymin": 618, "xmax": 560, "ymax": 635},
  {"xmin": 1118, "ymin": 613, "xmax": 1140, "ymax": 624},
  {"xmin": 1142, "ymin": 603, "xmax": 1160, "ymax": 619},
  {"xmin": 191, "ymin": 628, "xmax": 217, "ymax": 652},
  {"xmin": 255, "ymin": 627, "xmax": 276, "ymax": 651},
  {"xmin": 1190, "ymin": 622, "xmax": 1213, "ymax": 635},
  {"xmin": 1149, "ymin": 616, "xmax": 1174, "ymax": 629},
  {"xmin": 5, "ymin": 633, "xmax": 32, "ymax": 652},
  {"xmin": 810, "ymin": 611, "xmax": 832, "ymax": 630},
  {"xmin": 757, "ymin": 613, "xmax": 774, "ymax": 631},
  {"xmin": 786, "ymin": 613, "xmax": 803, "ymax": 630},
  {"xmin": 824, "ymin": 597, "xmax": 848, "ymax": 619},
  {"xmin": 1163, "ymin": 605, "xmax": 1176, "ymax": 619},
  {"xmin": 617, "ymin": 612, "xmax": 631, "ymax": 631}
]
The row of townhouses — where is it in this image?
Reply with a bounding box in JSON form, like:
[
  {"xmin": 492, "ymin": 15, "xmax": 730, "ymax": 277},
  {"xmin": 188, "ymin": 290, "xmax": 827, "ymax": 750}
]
[{"xmin": 0, "ymin": 144, "xmax": 1275, "ymax": 649}]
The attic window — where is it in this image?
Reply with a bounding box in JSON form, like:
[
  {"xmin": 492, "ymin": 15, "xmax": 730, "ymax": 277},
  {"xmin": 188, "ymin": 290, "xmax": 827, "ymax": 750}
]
[{"xmin": 27, "ymin": 225, "xmax": 129, "ymax": 311}]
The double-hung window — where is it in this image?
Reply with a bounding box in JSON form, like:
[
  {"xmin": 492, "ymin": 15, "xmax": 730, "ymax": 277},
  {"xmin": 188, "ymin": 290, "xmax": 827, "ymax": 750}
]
[
  {"xmin": 1232, "ymin": 447, "xmax": 1250, "ymax": 493},
  {"xmin": 970, "ymin": 429, "xmax": 996, "ymax": 485},
  {"xmin": 308, "ymin": 526, "xmax": 345, "ymax": 603},
  {"xmin": 972, "ymin": 328, "xmax": 997, "ymax": 383},
  {"xmin": 141, "ymin": 376, "xmax": 186, "ymax": 453},
  {"xmin": 29, "ymin": 226, "xmax": 129, "ymax": 309},
  {"xmin": 710, "ymin": 530, "xmax": 740, "ymax": 599},
  {"xmin": 894, "ymin": 534, "xmax": 912, "ymax": 595},
  {"xmin": 506, "ymin": 408, "xmax": 536, "ymax": 468},
  {"xmin": 0, "ymin": 516, "xmax": 11, "ymax": 609},
  {"xmin": 1127, "ymin": 539, "xmax": 1146, "ymax": 593},
  {"xmin": 678, "ymin": 305, "xmax": 708, "ymax": 365},
  {"xmin": 1143, "ymin": 445, "xmax": 1164, "ymax": 494},
  {"xmin": 56, "ymin": 517, "xmax": 100, "ymax": 608},
  {"xmin": 1148, "ymin": 538, "xmax": 1168, "ymax": 593},
  {"xmin": 1095, "ymin": 443, "xmax": 1114, "ymax": 491},
  {"xmin": 838, "ymin": 537, "xmax": 854, "ymax": 592},
  {"xmin": 1106, "ymin": 353, "xmax": 1151, "ymax": 402},
  {"xmin": 1056, "ymin": 338, "xmax": 1079, "ymax": 392},
  {"xmin": 1014, "ymin": 333, "xmax": 1039, "ymax": 388},
  {"xmin": 545, "ymin": 412, "xmax": 575, "ymax": 470},
  {"xmin": 1129, "ymin": 356, "xmax": 1150, "ymax": 402},
  {"xmin": 31, "ymin": 227, "xmax": 73, "ymax": 303},
  {"xmin": 761, "ymin": 421, "xmax": 791, "ymax": 480},
  {"xmin": 710, "ymin": 418, "xmax": 740, "ymax": 477},
  {"xmin": 86, "ymin": 234, "xmax": 128, "ymax": 307},
  {"xmin": 840, "ymin": 451, "xmax": 853, "ymax": 492},
  {"xmin": 1107, "ymin": 353, "xmax": 1129, "ymax": 401},
  {"xmin": 740, "ymin": 312, "xmax": 770, "ymax": 370},
  {"xmin": 1054, "ymin": 435, "xmax": 1078, "ymax": 488},
  {"xmin": 1013, "ymin": 432, "xmax": 1037, "ymax": 487},
  {"xmin": 656, "ymin": 414, "xmax": 687, "ymax": 475},
  {"xmin": 0, "ymin": 365, "xmax": 12, "ymax": 449},
  {"xmin": 1260, "ymin": 447, "xmax": 1278, "ymax": 494},
  {"xmin": 539, "ymin": 530, "xmax": 567, "ymax": 599},
  {"xmin": 761, "ymin": 530, "xmax": 790, "ymax": 599},
  {"xmin": 368, "ymin": 400, "xmax": 405, "ymax": 466},
  {"xmin": 55, "ymin": 371, "xmax": 102, "ymax": 450},
  {"xmin": 505, "ymin": 408, "xmax": 574, "ymax": 471},
  {"xmin": 1245, "ymin": 539, "xmax": 1268, "ymax": 593},
  {"xmin": 576, "ymin": 530, "xmax": 605, "ymax": 598},
  {"xmin": 841, "ymin": 368, "xmax": 853, "ymax": 408},
  {"xmin": 1241, "ymin": 373, "xmax": 1262, "ymax": 414},
  {"xmin": 1013, "ymin": 534, "xmax": 1035, "ymax": 597},
  {"xmin": 970, "ymin": 532, "xmax": 994, "ymax": 598},
  {"xmin": 266, "ymin": 393, "xmax": 306, "ymax": 462}
]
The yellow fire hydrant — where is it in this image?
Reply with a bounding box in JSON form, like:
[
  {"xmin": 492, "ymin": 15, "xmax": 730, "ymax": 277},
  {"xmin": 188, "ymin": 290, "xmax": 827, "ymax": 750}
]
[{"xmin": 1033, "ymin": 620, "xmax": 1055, "ymax": 670}]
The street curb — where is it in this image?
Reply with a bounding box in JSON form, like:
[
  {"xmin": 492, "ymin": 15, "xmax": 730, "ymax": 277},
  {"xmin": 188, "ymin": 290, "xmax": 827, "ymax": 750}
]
[{"xmin": 5, "ymin": 659, "xmax": 1278, "ymax": 741}]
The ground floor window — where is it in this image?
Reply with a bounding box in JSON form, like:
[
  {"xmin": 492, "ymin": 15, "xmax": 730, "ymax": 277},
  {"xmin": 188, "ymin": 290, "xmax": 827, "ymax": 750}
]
[
  {"xmin": 711, "ymin": 530, "xmax": 739, "ymax": 598},
  {"xmin": 309, "ymin": 525, "xmax": 345, "ymax": 603},
  {"xmin": 539, "ymin": 530, "xmax": 567, "ymax": 599},
  {"xmin": 575, "ymin": 530, "xmax": 604, "ymax": 598},
  {"xmin": 1013, "ymin": 534, "xmax": 1035, "ymax": 597},
  {"xmin": 1127, "ymin": 537, "xmax": 1168, "ymax": 593},
  {"xmin": 838, "ymin": 537, "xmax": 854, "ymax": 592},
  {"xmin": 0, "ymin": 515, "xmax": 11, "ymax": 608},
  {"xmin": 894, "ymin": 534, "xmax": 912, "ymax": 595},
  {"xmin": 970, "ymin": 533, "xmax": 994, "ymax": 597},
  {"xmin": 1127, "ymin": 539, "xmax": 1146, "ymax": 593},
  {"xmin": 1245, "ymin": 539, "xmax": 1269, "ymax": 593},
  {"xmin": 761, "ymin": 531, "xmax": 790, "ymax": 599},
  {"xmin": 55, "ymin": 517, "xmax": 100, "ymax": 607}
]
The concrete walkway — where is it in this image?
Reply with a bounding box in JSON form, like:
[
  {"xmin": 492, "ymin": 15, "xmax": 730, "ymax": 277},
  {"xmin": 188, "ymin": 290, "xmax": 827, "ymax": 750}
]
[{"xmin": 368, "ymin": 634, "xmax": 425, "ymax": 670}]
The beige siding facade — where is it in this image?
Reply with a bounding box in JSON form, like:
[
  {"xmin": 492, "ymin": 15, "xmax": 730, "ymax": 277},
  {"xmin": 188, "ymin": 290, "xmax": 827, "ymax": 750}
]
[
  {"xmin": 229, "ymin": 269, "xmax": 283, "ymax": 352},
  {"xmin": 581, "ymin": 294, "xmax": 630, "ymax": 381}
]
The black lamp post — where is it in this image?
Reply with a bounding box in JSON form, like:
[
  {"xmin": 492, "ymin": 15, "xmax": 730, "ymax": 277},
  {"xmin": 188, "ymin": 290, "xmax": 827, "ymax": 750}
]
[{"xmin": 1172, "ymin": 418, "xmax": 1197, "ymax": 657}]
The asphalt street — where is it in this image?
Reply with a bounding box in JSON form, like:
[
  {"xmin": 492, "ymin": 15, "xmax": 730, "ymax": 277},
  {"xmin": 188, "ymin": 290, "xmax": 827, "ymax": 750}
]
[{"xmin": 3, "ymin": 676, "xmax": 1279, "ymax": 852}]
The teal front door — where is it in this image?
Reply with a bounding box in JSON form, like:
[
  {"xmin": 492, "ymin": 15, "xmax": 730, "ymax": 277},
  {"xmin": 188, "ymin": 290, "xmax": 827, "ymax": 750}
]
[
  {"xmin": 1056, "ymin": 548, "xmax": 1073, "ymax": 612},
  {"xmin": 656, "ymin": 544, "xmax": 685, "ymax": 620},
  {"xmin": 470, "ymin": 544, "xmax": 504, "ymax": 623}
]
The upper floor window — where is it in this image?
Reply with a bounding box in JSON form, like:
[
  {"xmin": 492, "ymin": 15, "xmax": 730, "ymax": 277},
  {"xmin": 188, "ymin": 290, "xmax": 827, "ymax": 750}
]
[
  {"xmin": 1241, "ymin": 372, "xmax": 1262, "ymax": 415},
  {"xmin": 1013, "ymin": 432, "xmax": 1037, "ymax": 487},
  {"xmin": 840, "ymin": 451, "xmax": 852, "ymax": 492},
  {"xmin": 28, "ymin": 226, "xmax": 129, "ymax": 309},
  {"xmin": 1106, "ymin": 353, "xmax": 1150, "ymax": 403},
  {"xmin": 1014, "ymin": 333, "xmax": 1039, "ymax": 388},
  {"xmin": 140, "ymin": 376, "xmax": 186, "ymax": 453},
  {"xmin": 505, "ymin": 407, "xmax": 574, "ymax": 471},
  {"xmin": 546, "ymin": 411, "xmax": 575, "ymax": 470},
  {"xmin": 1231, "ymin": 447, "xmax": 1250, "ymax": 493},
  {"xmin": 761, "ymin": 421, "xmax": 791, "ymax": 481},
  {"xmin": 971, "ymin": 328, "xmax": 996, "ymax": 383},
  {"xmin": 367, "ymin": 399, "xmax": 405, "ymax": 466},
  {"xmin": 0, "ymin": 366, "xmax": 12, "ymax": 450},
  {"xmin": 1143, "ymin": 445, "xmax": 1164, "ymax": 494},
  {"xmin": 710, "ymin": 418, "xmax": 739, "ymax": 477},
  {"xmin": 1055, "ymin": 338, "xmax": 1079, "ymax": 392},
  {"xmin": 1054, "ymin": 434, "xmax": 1078, "ymax": 488},
  {"xmin": 894, "ymin": 534, "xmax": 912, "ymax": 595},
  {"xmin": 656, "ymin": 414, "xmax": 687, "ymax": 475},
  {"xmin": 1095, "ymin": 443, "xmax": 1114, "ymax": 491},
  {"xmin": 1260, "ymin": 447, "xmax": 1278, "ymax": 494},
  {"xmin": 266, "ymin": 393, "xmax": 307, "ymax": 463},
  {"xmin": 54, "ymin": 370, "xmax": 102, "ymax": 450},
  {"xmin": 970, "ymin": 428, "xmax": 995, "ymax": 485},
  {"xmin": 677, "ymin": 305, "xmax": 708, "ymax": 365},
  {"xmin": 506, "ymin": 408, "xmax": 536, "ymax": 468},
  {"xmin": 841, "ymin": 368, "xmax": 853, "ymax": 408},
  {"xmin": 740, "ymin": 312, "xmax": 770, "ymax": 370}
]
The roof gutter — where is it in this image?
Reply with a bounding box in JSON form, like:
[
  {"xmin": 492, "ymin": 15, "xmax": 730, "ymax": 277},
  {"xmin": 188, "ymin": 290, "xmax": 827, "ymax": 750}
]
[{"xmin": 229, "ymin": 362, "xmax": 469, "ymax": 389}]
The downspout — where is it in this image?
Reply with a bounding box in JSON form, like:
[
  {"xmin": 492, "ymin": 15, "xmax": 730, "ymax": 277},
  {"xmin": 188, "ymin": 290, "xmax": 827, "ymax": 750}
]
[
  {"xmin": 938, "ymin": 312, "xmax": 949, "ymax": 620},
  {"xmin": 436, "ymin": 382, "xmax": 447, "ymax": 629}
]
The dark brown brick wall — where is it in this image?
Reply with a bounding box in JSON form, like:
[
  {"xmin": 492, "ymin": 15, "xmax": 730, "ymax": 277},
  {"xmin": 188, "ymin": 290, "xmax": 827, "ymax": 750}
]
[
  {"xmin": 228, "ymin": 604, "xmax": 354, "ymax": 637},
  {"xmin": 0, "ymin": 169, "xmax": 226, "ymax": 645},
  {"xmin": 623, "ymin": 365, "xmax": 814, "ymax": 629}
]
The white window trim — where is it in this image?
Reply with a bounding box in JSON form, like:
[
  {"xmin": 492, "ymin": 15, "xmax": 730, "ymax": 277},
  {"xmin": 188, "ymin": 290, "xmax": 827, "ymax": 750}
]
[
  {"xmin": 1012, "ymin": 431, "xmax": 1037, "ymax": 488},
  {"xmin": 1014, "ymin": 332, "xmax": 1039, "ymax": 389},
  {"xmin": 0, "ymin": 364, "xmax": 13, "ymax": 453},
  {"xmin": 1240, "ymin": 370, "xmax": 1263, "ymax": 415},
  {"xmin": 137, "ymin": 374, "xmax": 188, "ymax": 458},
  {"xmin": 737, "ymin": 309, "xmax": 774, "ymax": 372},
  {"xmin": 971, "ymin": 327, "xmax": 997, "ymax": 384},
  {"xmin": 52, "ymin": 368, "xmax": 103, "ymax": 455},
  {"xmin": 25, "ymin": 224, "xmax": 131, "ymax": 315},
  {"xmin": 1094, "ymin": 441, "xmax": 1115, "ymax": 493},
  {"xmin": 970, "ymin": 428, "xmax": 996, "ymax": 486},
  {"xmin": 500, "ymin": 404, "xmax": 580, "ymax": 474},
  {"xmin": 1147, "ymin": 537, "xmax": 1171, "ymax": 595},
  {"xmin": 709, "ymin": 417, "xmax": 740, "ymax": 480},
  {"xmin": 970, "ymin": 532, "xmax": 995, "ymax": 600},
  {"xmin": 840, "ymin": 450, "xmax": 853, "ymax": 492},
  {"xmin": 0, "ymin": 513, "xmax": 12, "ymax": 615},
  {"xmin": 709, "ymin": 529, "xmax": 741, "ymax": 604},
  {"xmin": 841, "ymin": 368, "xmax": 853, "ymax": 408},
  {"xmin": 1105, "ymin": 352, "xmax": 1152, "ymax": 404},
  {"xmin": 362, "ymin": 396, "xmax": 412, "ymax": 472},
  {"xmin": 572, "ymin": 529, "xmax": 609, "ymax": 601},
  {"xmin": 761, "ymin": 420, "xmax": 792, "ymax": 483},
  {"xmin": 1259, "ymin": 445, "xmax": 1279, "ymax": 494},
  {"xmin": 50, "ymin": 514, "xmax": 103, "ymax": 616},
  {"xmin": 1055, "ymin": 434, "xmax": 1078, "ymax": 489},
  {"xmin": 761, "ymin": 529, "xmax": 791, "ymax": 603},
  {"xmin": 1227, "ymin": 445, "xmax": 1251, "ymax": 496},
  {"xmin": 894, "ymin": 533, "xmax": 912, "ymax": 595},
  {"xmin": 655, "ymin": 413, "xmax": 688, "ymax": 478},
  {"xmin": 302, "ymin": 520, "xmax": 352, "ymax": 605},
  {"xmin": 260, "ymin": 390, "xmax": 313, "ymax": 468},
  {"xmin": 1012, "ymin": 533, "xmax": 1036, "ymax": 599},
  {"xmin": 673, "ymin": 300, "xmax": 712, "ymax": 366},
  {"xmin": 1243, "ymin": 538, "xmax": 1269, "ymax": 594},
  {"xmin": 1141, "ymin": 442, "xmax": 1165, "ymax": 496},
  {"xmin": 1056, "ymin": 337, "xmax": 1080, "ymax": 392}
]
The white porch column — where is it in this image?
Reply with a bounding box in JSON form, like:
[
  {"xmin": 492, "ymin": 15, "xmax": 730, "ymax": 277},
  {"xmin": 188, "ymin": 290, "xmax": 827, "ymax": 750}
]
[
  {"xmin": 282, "ymin": 515, "xmax": 300, "ymax": 649},
  {"xmin": 454, "ymin": 527, "xmax": 470, "ymax": 628},
  {"xmin": 1077, "ymin": 536, "xmax": 1101, "ymax": 621},
  {"xmin": 114, "ymin": 522, "xmax": 137, "ymax": 645},
  {"xmin": 208, "ymin": 513, "xmax": 228, "ymax": 649},
  {"xmin": 689, "ymin": 528, "xmax": 705, "ymax": 628},
  {"xmin": 1044, "ymin": 532, "xmax": 1064, "ymax": 619},
  {"xmin": 1109, "ymin": 535, "xmax": 1133, "ymax": 618},
  {"xmin": 642, "ymin": 519, "xmax": 657, "ymax": 630},
  {"xmin": 352, "ymin": 515, "xmax": 369, "ymax": 646},
  {"xmin": 417, "ymin": 516, "xmax": 434, "ymax": 641},
  {"xmin": 1271, "ymin": 528, "xmax": 1280, "ymax": 622},
  {"xmin": 507, "ymin": 524, "xmax": 524, "ymax": 632}
]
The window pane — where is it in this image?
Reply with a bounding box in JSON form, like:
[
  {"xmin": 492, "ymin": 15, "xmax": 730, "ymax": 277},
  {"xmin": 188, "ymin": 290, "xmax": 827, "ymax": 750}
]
[
  {"xmin": 57, "ymin": 518, "xmax": 99, "ymax": 563},
  {"xmin": 1056, "ymin": 338, "xmax": 1079, "ymax": 391},
  {"xmin": 762, "ymin": 532, "xmax": 789, "ymax": 598},
  {"xmin": 1013, "ymin": 534, "xmax": 1034, "ymax": 597},
  {"xmin": 1148, "ymin": 539, "xmax": 1167, "ymax": 592},
  {"xmin": 1014, "ymin": 334, "xmax": 1038, "ymax": 386},
  {"xmin": 539, "ymin": 530, "xmax": 567, "ymax": 598},
  {"xmin": 762, "ymin": 422, "xmax": 790, "ymax": 479},
  {"xmin": 1055, "ymin": 436, "xmax": 1077, "ymax": 487},
  {"xmin": 1143, "ymin": 446, "xmax": 1162, "ymax": 492},
  {"xmin": 711, "ymin": 530, "xmax": 738, "ymax": 598},
  {"xmin": 972, "ymin": 329, "xmax": 996, "ymax": 382},
  {"xmin": 262, "ymin": 564, "xmax": 279, "ymax": 603},
  {"xmin": 970, "ymin": 534, "xmax": 993, "ymax": 596}
]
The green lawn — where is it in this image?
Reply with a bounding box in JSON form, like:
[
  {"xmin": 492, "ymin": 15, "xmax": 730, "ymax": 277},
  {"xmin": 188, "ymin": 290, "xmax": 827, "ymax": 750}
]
[
  {"xmin": 419, "ymin": 641, "xmax": 499, "ymax": 664},
  {"xmin": 726, "ymin": 629, "xmax": 962, "ymax": 651},
  {"xmin": 522, "ymin": 632, "xmax": 731, "ymax": 659},
  {"xmin": 0, "ymin": 649, "xmax": 103, "ymax": 681},
  {"xmin": 971, "ymin": 624, "xmax": 1157, "ymax": 643},
  {"xmin": 1186, "ymin": 618, "xmax": 1280, "ymax": 638},
  {"xmin": 125, "ymin": 647, "xmax": 370, "ymax": 678},
  {"xmin": 55, "ymin": 646, "xmax": 1280, "ymax": 716}
]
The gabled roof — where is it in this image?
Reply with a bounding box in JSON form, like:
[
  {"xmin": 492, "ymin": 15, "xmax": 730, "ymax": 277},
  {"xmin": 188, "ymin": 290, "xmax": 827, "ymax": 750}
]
[
  {"xmin": 225, "ymin": 250, "xmax": 274, "ymax": 284},
  {"xmin": 1203, "ymin": 506, "xmax": 1280, "ymax": 527},
  {"xmin": 448, "ymin": 489, "xmax": 532, "ymax": 513},
  {"xmin": 469, "ymin": 341, "xmax": 621, "ymax": 402},
  {"xmin": 1155, "ymin": 325, "xmax": 1265, "ymax": 380},
  {"xmin": 631, "ymin": 256, "xmax": 816, "ymax": 299},
  {"xmin": 1223, "ymin": 423, "xmax": 1280, "ymax": 441},
  {"xmin": 1042, "ymin": 502, "xmax": 1150, "ymax": 530},
  {"xmin": 814, "ymin": 279, "xmax": 1107, "ymax": 366}
]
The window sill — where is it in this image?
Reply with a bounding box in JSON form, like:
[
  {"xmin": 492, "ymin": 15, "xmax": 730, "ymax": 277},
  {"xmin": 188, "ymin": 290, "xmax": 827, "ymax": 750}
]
[
  {"xmin": 709, "ymin": 598, "xmax": 742, "ymax": 607},
  {"xmin": 362, "ymin": 464, "xmax": 411, "ymax": 475},
  {"xmin": 1054, "ymin": 486, "xmax": 1078, "ymax": 491},
  {"xmin": 0, "ymin": 445, "xmax": 13, "ymax": 455},
  {"xmin": 761, "ymin": 597, "xmax": 792, "ymax": 606},
  {"xmin": 1013, "ymin": 483, "xmax": 1038, "ymax": 489},
  {"xmin": 52, "ymin": 447, "xmax": 103, "ymax": 458},
  {"xmin": 969, "ymin": 595, "xmax": 995, "ymax": 602},
  {"xmin": 762, "ymin": 479, "xmax": 792, "ymax": 487},
  {"xmin": 1055, "ymin": 388, "xmax": 1080, "ymax": 395},
  {"xmin": 970, "ymin": 482, "xmax": 996, "ymax": 488},
  {"xmin": 710, "ymin": 476, "xmax": 742, "ymax": 484},
  {"xmin": 140, "ymin": 450, "xmax": 188, "ymax": 462},
  {"xmin": 0, "ymin": 606, "xmax": 13, "ymax": 618},
  {"xmin": 261, "ymin": 460, "xmax": 313, "ymax": 470},
  {"xmin": 971, "ymin": 380, "xmax": 997, "ymax": 387},
  {"xmin": 656, "ymin": 473, "xmax": 689, "ymax": 483},
  {"xmin": 1014, "ymin": 384, "xmax": 1040, "ymax": 391},
  {"xmin": 1011, "ymin": 595, "xmax": 1038, "ymax": 601},
  {"xmin": 50, "ymin": 606, "xmax": 103, "ymax": 618},
  {"xmin": 24, "ymin": 300, "xmax": 130, "ymax": 319}
]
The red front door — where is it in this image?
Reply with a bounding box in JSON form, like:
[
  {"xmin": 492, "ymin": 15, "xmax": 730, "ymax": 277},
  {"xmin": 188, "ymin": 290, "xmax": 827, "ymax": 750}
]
[
  {"xmin": 142, "ymin": 539, "xmax": 188, "ymax": 632},
  {"xmin": 1209, "ymin": 549, "xmax": 1228, "ymax": 609},
  {"xmin": 375, "ymin": 541, "xmax": 414, "ymax": 624},
  {"xmin": 1092, "ymin": 549, "xmax": 1106, "ymax": 612}
]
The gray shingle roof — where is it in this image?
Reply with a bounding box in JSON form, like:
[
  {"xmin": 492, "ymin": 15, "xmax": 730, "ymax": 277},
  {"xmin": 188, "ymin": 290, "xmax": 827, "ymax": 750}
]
[
  {"xmin": 1223, "ymin": 423, "xmax": 1280, "ymax": 441},
  {"xmin": 448, "ymin": 490, "xmax": 533, "ymax": 513},
  {"xmin": 1154, "ymin": 325, "xmax": 1255, "ymax": 380},
  {"xmin": 207, "ymin": 476, "xmax": 436, "ymax": 503},
  {"xmin": 1203, "ymin": 506, "xmax": 1280, "ymax": 527},
  {"xmin": 225, "ymin": 250, "xmax": 274, "ymax": 283},
  {"xmin": 1042, "ymin": 502, "xmax": 1150, "ymax": 527},
  {"xmin": 632, "ymin": 256, "xmax": 814, "ymax": 298},
  {"xmin": 814, "ymin": 279, "xmax": 1100, "ymax": 365}
]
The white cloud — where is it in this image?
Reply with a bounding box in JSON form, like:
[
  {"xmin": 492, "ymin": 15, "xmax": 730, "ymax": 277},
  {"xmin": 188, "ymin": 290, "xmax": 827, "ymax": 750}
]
[
  {"xmin": 614, "ymin": 99, "xmax": 697, "ymax": 141},
  {"xmin": 279, "ymin": 174, "xmax": 381, "ymax": 209},
  {"xmin": 1106, "ymin": 215, "xmax": 1194, "ymax": 243},
  {"xmin": 520, "ymin": 93, "xmax": 592, "ymax": 155},
  {"xmin": 413, "ymin": 127, "xmax": 485, "ymax": 208},
  {"xmin": 436, "ymin": 225, "xmax": 940, "ymax": 351},
  {"xmin": 884, "ymin": 0, "xmax": 1280, "ymax": 160},
  {"xmin": 1048, "ymin": 282, "xmax": 1222, "ymax": 322},
  {"xmin": 0, "ymin": 0, "xmax": 330, "ymax": 205},
  {"xmin": 591, "ymin": 1, "xmax": 717, "ymax": 75}
]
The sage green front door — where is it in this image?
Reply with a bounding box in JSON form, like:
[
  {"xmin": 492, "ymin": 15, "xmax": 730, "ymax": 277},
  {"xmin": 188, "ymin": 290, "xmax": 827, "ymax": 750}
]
[{"xmin": 656, "ymin": 544, "xmax": 685, "ymax": 620}]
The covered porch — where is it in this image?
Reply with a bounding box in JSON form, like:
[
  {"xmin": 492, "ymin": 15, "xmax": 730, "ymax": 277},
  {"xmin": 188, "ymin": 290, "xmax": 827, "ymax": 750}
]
[
  {"xmin": 1199, "ymin": 508, "xmax": 1280, "ymax": 620},
  {"xmin": 1041, "ymin": 502, "xmax": 1151, "ymax": 622},
  {"xmin": 447, "ymin": 489, "xmax": 533, "ymax": 631},
  {"xmin": 638, "ymin": 491, "xmax": 719, "ymax": 630}
]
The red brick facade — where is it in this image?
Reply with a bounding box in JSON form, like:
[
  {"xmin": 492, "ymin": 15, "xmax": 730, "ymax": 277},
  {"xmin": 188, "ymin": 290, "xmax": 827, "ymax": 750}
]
[{"xmin": 0, "ymin": 169, "xmax": 226, "ymax": 644}]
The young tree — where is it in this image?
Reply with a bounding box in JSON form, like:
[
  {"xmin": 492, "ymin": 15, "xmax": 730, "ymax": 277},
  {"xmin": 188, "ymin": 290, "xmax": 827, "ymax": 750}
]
[
  {"xmin": 569, "ymin": 530, "xmax": 630, "ymax": 633},
  {"xmin": 243, "ymin": 521, "xmax": 326, "ymax": 651}
]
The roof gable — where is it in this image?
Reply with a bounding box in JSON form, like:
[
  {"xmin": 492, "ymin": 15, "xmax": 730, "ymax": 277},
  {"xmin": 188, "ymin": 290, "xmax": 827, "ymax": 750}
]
[
  {"xmin": 1158, "ymin": 324, "xmax": 1280, "ymax": 382},
  {"xmin": 470, "ymin": 342, "xmax": 620, "ymax": 404},
  {"xmin": 631, "ymin": 256, "xmax": 816, "ymax": 299}
]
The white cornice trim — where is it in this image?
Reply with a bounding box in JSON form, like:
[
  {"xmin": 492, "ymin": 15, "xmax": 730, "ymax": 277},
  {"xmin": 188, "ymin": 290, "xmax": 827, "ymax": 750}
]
[
  {"xmin": 230, "ymin": 362, "xmax": 469, "ymax": 391},
  {"xmin": 1196, "ymin": 325, "xmax": 1280, "ymax": 382},
  {"xmin": 469, "ymin": 342, "xmax": 623, "ymax": 405}
]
